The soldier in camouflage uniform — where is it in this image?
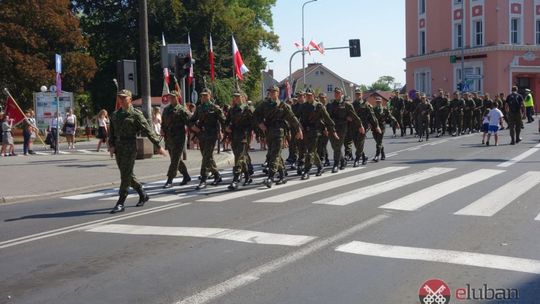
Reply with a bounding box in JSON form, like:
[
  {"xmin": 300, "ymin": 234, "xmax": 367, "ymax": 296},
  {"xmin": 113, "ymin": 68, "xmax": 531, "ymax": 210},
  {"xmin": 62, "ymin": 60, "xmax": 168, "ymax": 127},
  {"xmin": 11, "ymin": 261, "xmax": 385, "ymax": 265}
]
[
  {"xmin": 161, "ymin": 91, "xmax": 191, "ymax": 189},
  {"xmin": 189, "ymin": 88, "xmax": 226, "ymax": 190},
  {"xmin": 372, "ymin": 96, "xmax": 397, "ymax": 161},
  {"xmin": 108, "ymin": 89, "xmax": 166, "ymax": 214},
  {"xmin": 291, "ymin": 91, "xmax": 306, "ymax": 174},
  {"xmin": 317, "ymin": 93, "xmax": 331, "ymax": 167},
  {"xmin": 449, "ymin": 91, "xmax": 465, "ymax": 136},
  {"xmin": 287, "ymin": 91, "xmax": 304, "ymax": 170},
  {"xmin": 472, "ymin": 92, "xmax": 483, "ymax": 132},
  {"xmin": 389, "ymin": 90, "xmax": 405, "ymax": 137},
  {"xmin": 298, "ymin": 88, "xmax": 337, "ymax": 180},
  {"xmin": 352, "ymin": 89, "xmax": 381, "ymax": 166},
  {"xmin": 414, "ymin": 94, "xmax": 433, "ymax": 142},
  {"xmin": 463, "ymin": 92, "xmax": 475, "ymax": 134},
  {"xmin": 326, "ymin": 87, "xmax": 364, "ymax": 173},
  {"xmin": 225, "ymin": 90, "xmax": 255, "ymax": 190},
  {"xmin": 255, "ymin": 85, "xmax": 302, "ymax": 188}
]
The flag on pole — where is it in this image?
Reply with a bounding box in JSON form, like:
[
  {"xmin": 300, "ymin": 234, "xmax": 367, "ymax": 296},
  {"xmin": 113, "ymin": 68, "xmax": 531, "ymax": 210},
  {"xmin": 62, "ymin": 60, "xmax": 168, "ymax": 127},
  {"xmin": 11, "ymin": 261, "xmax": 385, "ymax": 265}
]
[
  {"xmin": 232, "ymin": 36, "xmax": 249, "ymax": 80},
  {"xmin": 209, "ymin": 34, "xmax": 215, "ymax": 82},
  {"xmin": 285, "ymin": 81, "xmax": 292, "ymax": 99},
  {"xmin": 162, "ymin": 32, "xmax": 166, "ymax": 46},
  {"xmin": 164, "ymin": 67, "xmax": 170, "ymax": 85},
  {"xmin": 309, "ymin": 40, "xmax": 325, "ymax": 54},
  {"xmin": 56, "ymin": 73, "xmax": 62, "ymax": 98},
  {"xmin": 173, "ymin": 76, "xmax": 181, "ymax": 94},
  {"xmin": 187, "ymin": 34, "xmax": 194, "ymax": 86},
  {"xmin": 4, "ymin": 95, "xmax": 26, "ymax": 126}
]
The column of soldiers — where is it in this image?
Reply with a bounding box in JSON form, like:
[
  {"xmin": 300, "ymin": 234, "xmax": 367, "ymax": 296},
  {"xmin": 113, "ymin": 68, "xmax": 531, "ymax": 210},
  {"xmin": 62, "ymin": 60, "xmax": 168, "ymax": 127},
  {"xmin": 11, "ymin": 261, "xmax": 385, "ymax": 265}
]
[{"xmin": 107, "ymin": 86, "xmax": 530, "ymax": 214}]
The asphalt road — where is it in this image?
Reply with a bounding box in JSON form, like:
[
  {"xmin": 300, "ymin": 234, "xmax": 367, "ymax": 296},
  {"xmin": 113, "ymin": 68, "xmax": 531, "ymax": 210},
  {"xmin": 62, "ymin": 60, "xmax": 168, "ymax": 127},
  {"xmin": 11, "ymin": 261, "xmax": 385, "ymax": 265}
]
[{"xmin": 1, "ymin": 125, "xmax": 540, "ymax": 304}]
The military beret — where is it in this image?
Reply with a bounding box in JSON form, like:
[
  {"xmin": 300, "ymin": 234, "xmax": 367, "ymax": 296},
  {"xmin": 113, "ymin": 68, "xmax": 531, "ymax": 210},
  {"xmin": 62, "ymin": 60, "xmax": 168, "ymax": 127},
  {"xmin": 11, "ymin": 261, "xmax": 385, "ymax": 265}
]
[
  {"xmin": 268, "ymin": 85, "xmax": 279, "ymax": 92},
  {"xmin": 318, "ymin": 92, "xmax": 327, "ymax": 98},
  {"xmin": 167, "ymin": 90, "xmax": 180, "ymax": 97},
  {"xmin": 305, "ymin": 88, "xmax": 314, "ymax": 95},
  {"xmin": 200, "ymin": 88, "xmax": 212, "ymax": 95},
  {"xmin": 117, "ymin": 89, "xmax": 132, "ymax": 98},
  {"xmin": 334, "ymin": 87, "xmax": 342, "ymax": 93},
  {"xmin": 354, "ymin": 88, "xmax": 362, "ymax": 93}
]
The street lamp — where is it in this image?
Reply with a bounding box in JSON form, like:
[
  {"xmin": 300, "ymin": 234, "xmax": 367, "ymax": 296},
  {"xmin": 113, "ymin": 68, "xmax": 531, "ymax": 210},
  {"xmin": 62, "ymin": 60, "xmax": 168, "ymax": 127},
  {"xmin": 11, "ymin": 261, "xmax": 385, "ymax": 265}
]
[
  {"xmin": 302, "ymin": 0, "xmax": 317, "ymax": 88},
  {"xmin": 261, "ymin": 60, "xmax": 274, "ymax": 101}
]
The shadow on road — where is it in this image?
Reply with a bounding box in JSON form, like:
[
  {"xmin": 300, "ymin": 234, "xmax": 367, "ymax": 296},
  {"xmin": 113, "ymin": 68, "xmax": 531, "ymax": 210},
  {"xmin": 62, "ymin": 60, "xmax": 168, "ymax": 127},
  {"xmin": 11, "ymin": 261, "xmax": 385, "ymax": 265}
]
[
  {"xmin": 483, "ymin": 275, "xmax": 540, "ymax": 303},
  {"xmin": 396, "ymin": 158, "xmax": 510, "ymax": 165},
  {"xmin": 57, "ymin": 164, "xmax": 109, "ymax": 168},
  {"xmin": 4, "ymin": 208, "xmax": 112, "ymax": 222}
]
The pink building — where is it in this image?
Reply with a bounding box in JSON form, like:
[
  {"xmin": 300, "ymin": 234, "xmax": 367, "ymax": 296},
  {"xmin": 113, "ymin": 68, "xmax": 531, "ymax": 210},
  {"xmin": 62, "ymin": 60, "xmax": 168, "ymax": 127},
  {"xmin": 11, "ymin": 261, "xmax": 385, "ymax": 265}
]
[{"xmin": 405, "ymin": 0, "xmax": 540, "ymax": 111}]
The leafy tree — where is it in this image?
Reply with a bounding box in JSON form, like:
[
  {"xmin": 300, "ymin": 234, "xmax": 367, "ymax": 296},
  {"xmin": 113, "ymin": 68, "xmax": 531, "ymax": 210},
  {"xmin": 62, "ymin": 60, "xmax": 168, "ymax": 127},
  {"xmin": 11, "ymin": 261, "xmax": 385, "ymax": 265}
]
[
  {"xmin": 0, "ymin": 0, "xmax": 96, "ymax": 110},
  {"xmin": 369, "ymin": 75, "xmax": 395, "ymax": 91}
]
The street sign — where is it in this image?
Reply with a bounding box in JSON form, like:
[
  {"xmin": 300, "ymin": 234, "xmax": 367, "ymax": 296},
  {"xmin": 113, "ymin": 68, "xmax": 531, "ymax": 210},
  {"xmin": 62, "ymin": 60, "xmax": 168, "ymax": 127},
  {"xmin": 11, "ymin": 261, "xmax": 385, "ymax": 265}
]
[
  {"xmin": 161, "ymin": 44, "xmax": 190, "ymax": 69},
  {"xmin": 33, "ymin": 91, "xmax": 74, "ymax": 130},
  {"xmin": 465, "ymin": 74, "xmax": 482, "ymax": 79}
]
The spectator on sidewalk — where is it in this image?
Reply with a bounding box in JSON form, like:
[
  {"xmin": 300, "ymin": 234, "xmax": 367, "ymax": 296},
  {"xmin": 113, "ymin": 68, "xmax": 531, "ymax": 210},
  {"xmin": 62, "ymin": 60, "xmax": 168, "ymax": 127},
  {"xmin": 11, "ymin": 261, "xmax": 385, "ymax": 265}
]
[
  {"xmin": 486, "ymin": 103, "xmax": 504, "ymax": 146},
  {"xmin": 524, "ymin": 89, "xmax": 535, "ymax": 123},
  {"xmin": 1, "ymin": 114, "xmax": 16, "ymax": 156},
  {"xmin": 22, "ymin": 109, "xmax": 38, "ymax": 155},
  {"xmin": 49, "ymin": 112, "xmax": 63, "ymax": 153},
  {"xmin": 96, "ymin": 109, "xmax": 109, "ymax": 152},
  {"xmin": 64, "ymin": 109, "xmax": 77, "ymax": 149}
]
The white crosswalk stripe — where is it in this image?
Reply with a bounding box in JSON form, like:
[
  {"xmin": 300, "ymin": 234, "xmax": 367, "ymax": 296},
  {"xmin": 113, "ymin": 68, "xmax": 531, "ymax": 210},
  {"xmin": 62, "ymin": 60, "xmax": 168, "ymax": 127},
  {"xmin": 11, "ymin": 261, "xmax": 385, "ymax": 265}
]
[
  {"xmin": 379, "ymin": 169, "xmax": 505, "ymax": 211},
  {"xmin": 255, "ymin": 166, "xmax": 408, "ymax": 203},
  {"xmin": 454, "ymin": 171, "xmax": 540, "ymax": 217},
  {"xmin": 313, "ymin": 167, "xmax": 455, "ymax": 206}
]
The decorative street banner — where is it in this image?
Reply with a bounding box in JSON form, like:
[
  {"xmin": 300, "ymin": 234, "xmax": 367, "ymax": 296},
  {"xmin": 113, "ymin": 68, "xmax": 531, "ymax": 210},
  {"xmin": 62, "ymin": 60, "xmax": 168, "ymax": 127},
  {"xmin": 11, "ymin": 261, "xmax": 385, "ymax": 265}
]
[{"xmin": 33, "ymin": 91, "xmax": 74, "ymax": 130}]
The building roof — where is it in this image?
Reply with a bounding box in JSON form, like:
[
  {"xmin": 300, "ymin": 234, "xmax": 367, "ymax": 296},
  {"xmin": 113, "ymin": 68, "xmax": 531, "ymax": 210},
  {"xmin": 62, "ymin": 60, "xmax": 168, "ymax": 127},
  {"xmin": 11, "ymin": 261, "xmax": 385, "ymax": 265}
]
[
  {"xmin": 279, "ymin": 63, "xmax": 359, "ymax": 88},
  {"xmin": 362, "ymin": 90, "xmax": 393, "ymax": 102}
]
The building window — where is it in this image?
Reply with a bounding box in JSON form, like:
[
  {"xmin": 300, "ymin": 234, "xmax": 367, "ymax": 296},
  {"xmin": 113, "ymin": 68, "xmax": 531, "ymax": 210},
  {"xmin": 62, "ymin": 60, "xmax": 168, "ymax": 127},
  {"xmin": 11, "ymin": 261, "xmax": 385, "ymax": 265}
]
[
  {"xmin": 419, "ymin": 0, "xmax": 426, "ymax": 15},
  {"xmin": 454, "ymin": 0, "xmax": 462, "ymax": 4},
  {"xmin": 454, "ymin": 23, "xmax": 463, "ymax": 49},
  {"xmin": 511, "ymin": 17, "xmax": 521, "ymax": 44},
  {"xmin": 473, "ymin": 19, "xmax": 483, "ymax": 46},
  {"xmin": 536, "ymin": 19, "xmax": 540, "ymax": 45},
  {"xmin": 414, "ymin": 69, "xmax": 431, "ymax": 95},
  {"xmin": 419, "ymin": 30, "xmax": 426, "ymax": 55},
  {"xmin": 327, "ymin": 84, "xmax": 333, "ymax": 92}
]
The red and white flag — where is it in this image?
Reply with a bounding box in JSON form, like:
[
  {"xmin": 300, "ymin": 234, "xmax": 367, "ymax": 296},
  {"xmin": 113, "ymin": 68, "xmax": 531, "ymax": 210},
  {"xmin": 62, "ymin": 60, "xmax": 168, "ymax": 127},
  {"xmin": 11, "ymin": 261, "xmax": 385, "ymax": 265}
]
[
  {"xmin": 163, "ymin": 67, "xmax": 170, "ymax": 85},
  {"xmin": 209, "ymin": 34, "xmax": 215, "ymax": 82},
  {"xmin": 232, "ymin": 36, "xmax": 249, "ymax": 80},
  {"xmin": 187, "ymin": 34, "xmax": 194, "ymax": 86},
  {"xmin": 285, "ymin": 81, "xmax": 292, "ymax": 99},
  {"xmin": 162, "ymin": 32, "xmax": 166, "ymax": 46},
  {"xmin": 4, "ymin": 95, "xmax": 26, "ymax": 126},
  {"xmin": 309, "ymin": 40, "xmax": 325, "ymax": 55}
]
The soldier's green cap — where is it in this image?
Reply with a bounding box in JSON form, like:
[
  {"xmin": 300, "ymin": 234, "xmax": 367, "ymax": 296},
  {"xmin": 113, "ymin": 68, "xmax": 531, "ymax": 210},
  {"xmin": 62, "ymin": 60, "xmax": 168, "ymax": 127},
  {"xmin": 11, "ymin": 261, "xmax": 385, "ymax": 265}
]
[
  {"xmin": 167, "ymin": 90, "xmax": 180, "ymax": 97},
  {"xmin": 354, "ymin": 88, "xmax": 362, "ymax": 93},
  {"xmin": 334, "ymin": 87, "xmax": 343, "ymax": 93},
  {"xmin": 295, "ymin": 90, "xmax": 305, "ymax": 97},
  {"xmin": 318, "ymin": 92, "xmax": 327, "ymax": 98},
  {"xmin": 268, "ymin": 85, "xmax": 279, "ymax": 92},
  {"xmin": 305, "ymin": 88, "xmax": 314, "ymax": 95},
  {"xmin": 117, "ymin": 89, "xmax": 132, "ymax": 98},
  {"xmin": 200, "ymin": 88, "xmax": 212, "ymax": 95}
]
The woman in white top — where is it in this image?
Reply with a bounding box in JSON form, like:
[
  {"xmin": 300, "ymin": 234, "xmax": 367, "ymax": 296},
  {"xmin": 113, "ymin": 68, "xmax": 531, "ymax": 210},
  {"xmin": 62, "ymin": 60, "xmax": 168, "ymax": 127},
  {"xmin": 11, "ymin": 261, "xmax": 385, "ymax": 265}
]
[
  {"xmin": 64, "ymin": 109, "xmax": 77, "ymax": 149},
  {"xmin": 96, "ymin": 109, "xmax": 109, "ymax": 152},
  {"xmin": 1, "ymin": 114, "xmax": 16, "ymax": 156},
  {"xmin": 49, "ymin": 112, "xmax": 64, "ymax": 153},
  {"xmin": 152, "ymin": 107, "xmax": 162, "ymax": 135}
]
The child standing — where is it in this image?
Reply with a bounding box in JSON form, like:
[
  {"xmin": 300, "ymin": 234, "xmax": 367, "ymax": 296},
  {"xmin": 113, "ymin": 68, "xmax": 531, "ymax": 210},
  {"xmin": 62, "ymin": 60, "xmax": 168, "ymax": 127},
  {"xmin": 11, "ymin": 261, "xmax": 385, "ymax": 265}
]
[
  {"xmin": 486, "ymin": 103, "xmax": 504, "ymax": 146},
  {"xmin": 481, "ymin": 110, "xmax": 490, "ymax": 145}
]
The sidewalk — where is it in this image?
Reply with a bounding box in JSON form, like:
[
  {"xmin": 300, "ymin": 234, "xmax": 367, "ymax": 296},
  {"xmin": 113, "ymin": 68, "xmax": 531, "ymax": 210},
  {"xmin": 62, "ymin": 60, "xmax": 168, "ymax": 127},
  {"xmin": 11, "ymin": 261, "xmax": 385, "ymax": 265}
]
[{"xmin": 0, "ymin": 139, "xmax": 234, "ymax": 203}]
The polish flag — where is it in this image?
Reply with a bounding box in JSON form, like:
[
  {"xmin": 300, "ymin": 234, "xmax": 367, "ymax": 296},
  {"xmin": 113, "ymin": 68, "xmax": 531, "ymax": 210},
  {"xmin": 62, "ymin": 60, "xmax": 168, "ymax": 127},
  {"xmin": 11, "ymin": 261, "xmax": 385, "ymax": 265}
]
[
  {"xmin": 162, "ymin": 32, "xmax": 166, "ymax": 46},
  {"xmin": 232, "ymin": 36, "xmax": 249, "ymax": 80},
  {"xmin": 187, "ymin": 34, "xmax": 194, "ymax": 86},
  {"xmin": 294, "ymin": 42, "xmax": 302, "ymax": 49},
  {"xmin": 163, "ymin": 67, "xmax": 170, "ymax": 84},
  {"xmin": 4, "ymin": 95, "xmax": 26, "ymax": 126},
  {"xmin": 209, "ymin": 34, "xmax": 215, "ymax": 82},
  {"xmin": 309, "ymin": 40, "xmax": 325, "ymax": 54}
]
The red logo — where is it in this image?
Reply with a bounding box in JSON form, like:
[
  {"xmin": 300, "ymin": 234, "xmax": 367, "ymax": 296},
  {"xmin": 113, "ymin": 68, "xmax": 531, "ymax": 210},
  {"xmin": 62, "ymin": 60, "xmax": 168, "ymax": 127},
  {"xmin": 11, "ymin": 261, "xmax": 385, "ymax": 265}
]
[{"xmin": 419, "ymin": 279, "xmax": 451, "ymax": 304}]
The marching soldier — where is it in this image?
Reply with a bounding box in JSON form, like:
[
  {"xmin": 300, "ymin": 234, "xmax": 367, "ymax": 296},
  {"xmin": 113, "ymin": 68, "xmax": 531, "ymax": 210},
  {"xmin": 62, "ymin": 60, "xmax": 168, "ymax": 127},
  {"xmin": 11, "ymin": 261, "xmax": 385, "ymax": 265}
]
[
  {"xmin": 189, "ymin": 88, "xmax": 227, "ymax": 189},
  {"xmin": 317, "ymin": 92, "xmax": 331, "ymax": 167},
  {"xmin": 449, "ymin": 91, "xmax": 465, "ymax": 136},
  {"xmin": 225, "ymin": 90, "xmax": 255, "ymax": 190},
  {"xmin": 288, "ymin": 91, "xmax": 305, "ymax": 171},
  {"xmin": 372, "ymin": 96, "xmax": 397, "ymax": 161},
  {"xmin": 344, "ymin": 96, "xmax": 355, "ymax": 161},
  {"xmin": 108, "ymin": 89, "xmax": 166, "ymax": 214},
  {"xmin": 414, "ymin": 94, "xmax": 433, "ymax": 142},
  {"xmin": 463, "ymin": 92, "xmax": 475, "ymax": 134},
  {"xmin": 472, "ymin": 92, "xmax": 483, "ymax": 132},
  {"xmin": 505, "ymin": 86, "xmax": 526, "ymax": 145},
  {"xmin": 326, "ymin": 87, "xmax": 364, "ymax": 173},
  {"xmin": 352, "ymin": 89, "xmax": 380, "ymax": 166},
  {"xmin": 162, "ymin": 91, "xmax": 191, "ymax": 189},
  {"xmin": 431, "ymin": 89, "xmax": 444, "ymax": 137},
  {"xmin": 403, "ymin": 95, "xmax": 415, "ymax": 135},
  {"xmin": 298, "ymin": 88, "xmax": 337, "ymax": 179},
  {"xmin": 389, "ymin": 90, "xmax": 405, "ymax": 137},
  {"xmin": 254, "ymin": 85, "xmax": 303, "ymax": 188}
]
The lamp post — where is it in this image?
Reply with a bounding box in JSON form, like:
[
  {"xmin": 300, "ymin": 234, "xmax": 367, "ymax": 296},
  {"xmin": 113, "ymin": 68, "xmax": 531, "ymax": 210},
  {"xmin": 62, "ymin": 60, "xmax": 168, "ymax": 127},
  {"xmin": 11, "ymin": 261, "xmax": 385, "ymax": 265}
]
[
  {"xmin": 302, "ymin": 0, "xmax": 317, "ymax": 88},
  {"xmin": 261, "ymin": 60, "xmax": 274, "ymax": 101}
]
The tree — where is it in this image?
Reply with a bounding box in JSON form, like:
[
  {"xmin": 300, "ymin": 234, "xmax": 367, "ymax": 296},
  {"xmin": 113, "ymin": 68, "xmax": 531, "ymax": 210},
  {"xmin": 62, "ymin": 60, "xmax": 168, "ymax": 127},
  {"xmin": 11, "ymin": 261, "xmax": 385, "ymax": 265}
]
[
  {"xmin": 0, "ymin": 0, "xmax": 96, "ymax": 110},
  {"xmin": 369, "ymin": 75, "xmax": 395, "ymax": 91}
]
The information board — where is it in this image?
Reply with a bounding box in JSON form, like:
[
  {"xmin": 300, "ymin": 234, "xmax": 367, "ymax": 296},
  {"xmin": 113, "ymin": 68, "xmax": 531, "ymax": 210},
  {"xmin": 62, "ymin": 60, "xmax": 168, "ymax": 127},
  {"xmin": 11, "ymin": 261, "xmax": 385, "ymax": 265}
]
[{"xmin": 33, "ymin": 91, "xmax": 74, "ymax": 130}]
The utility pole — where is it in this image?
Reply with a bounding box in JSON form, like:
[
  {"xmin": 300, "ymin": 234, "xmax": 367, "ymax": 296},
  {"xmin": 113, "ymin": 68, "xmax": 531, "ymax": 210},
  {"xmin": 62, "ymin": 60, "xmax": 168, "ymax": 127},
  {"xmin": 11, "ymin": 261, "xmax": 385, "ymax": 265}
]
[{"xmin": 139, "ymin": 0, "xmax": 151, "ymax": 118}]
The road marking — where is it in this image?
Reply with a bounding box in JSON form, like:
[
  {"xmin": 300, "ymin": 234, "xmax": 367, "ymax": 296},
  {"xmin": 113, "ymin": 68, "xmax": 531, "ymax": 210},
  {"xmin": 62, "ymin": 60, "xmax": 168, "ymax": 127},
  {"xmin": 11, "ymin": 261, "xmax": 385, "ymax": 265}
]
[
  {"xmin": 335, "ymin": 241, "xmax": 540, "ymax": 274},
  {"xmin": 0, "ymin": 203, "xmax": 190, "ymax": 249},
  {"xmin": 197, "ymin": 166, "xmax": 367, "ymax": 203},
  {"xmin": 455, "ymin": 171, "xmax": 540, "ymax": 217},
  {"xmin": 380, "ymin": 169, "xmax": 504, "ymax": 211},
  {"xmin": 255, "ymin": 167, "xmax": 408, "ymax": 203},
  {"xmin": 62, "ymin": 190, "xmax": 118, "ymax": 200},
  {"xmin": 314, "ymin": 167, "xmax": 455, "ymax": 206},
  {"xmin": 152, "ymin": 194, "xmax": 197, "ymax": 202},
  {"xmin": 77, "ymin": 149, "xmax": 92, "ymax": 154},
  {"xmin": 174, "ymin": 214, "xmax": 389, "ymax": 304},
  {"xmin": 86, "ymin": 224, "xmax": 317, "ymax": 246},
  {"xmin": 498, "ymin": 143, "xmax": 540, "ymax": 168},
  {"xmin": 385, "ymin": 152, "xmax": 398, "ymax": 158}
]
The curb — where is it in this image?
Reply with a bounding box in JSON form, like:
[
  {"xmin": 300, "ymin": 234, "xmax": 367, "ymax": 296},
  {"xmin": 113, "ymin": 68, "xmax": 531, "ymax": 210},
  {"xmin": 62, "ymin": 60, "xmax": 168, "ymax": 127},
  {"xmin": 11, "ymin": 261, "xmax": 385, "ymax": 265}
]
[{"xmin": 1, "ymin": 152, "xmax": 234, "ymax": 205}]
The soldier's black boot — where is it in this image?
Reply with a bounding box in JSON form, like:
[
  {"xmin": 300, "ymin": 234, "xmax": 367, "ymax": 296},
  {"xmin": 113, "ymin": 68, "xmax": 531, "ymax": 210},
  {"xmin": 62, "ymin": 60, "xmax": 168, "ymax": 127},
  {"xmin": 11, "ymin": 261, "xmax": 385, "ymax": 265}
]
[
  {"xmin": 263, "ymin": 172, "xmax": 274, "ymax": 188},
  {"xmin": 324, "ymin": 157, "xmax": 330, "ymax": 167},
  {"xmin": 180, "ymin": 174, "xmax": 191, "ymax": 186},
  {"xmin": 339, "ymin": 158, "xmax": 346, "ymax": 170},
  {"xmin": 332, "ymin": 161, "xmax": 339, "ymax": 173},
  {"xmin": 243, "ymin": 172, "xmax": 253, "ymax": 186},
  {"xmin": 110, "ymin": 194, "xmax": 127, "ymax": 214},
  {"xmin": 353, "ymin": 156, "xmax": 360, "ymax": 167},
  {"xmin": 372, "ymin": 152, "xmax": 380, "ymax": 162},
  {"xmin": 316, "ymin": 165, "xmax": 324, "ymax": 176},
  {"xmin": 276, "ymin": 169, "xmax": 287, "ymax": 185},
  {"xmin": 362, "ymin": 153, "xmax": 368, "ymax": 165},
  {"xmin": 135, "ymin": 188, "xmax": 149, "ymax": 207},
  {"xmin": 248, "ymin": 164, "xmax": 254, "ymax": 176},
  {"xmin": 381, "ymin": 148, "xmax": 386, "ymax": 160},
  {"xmin": 211, "ymin": 174, "xmax": 223, "ymax": 186},
  {"xmin": 228, "ymin": 175, "xmax": 240, "ymax": 190},
  {"xmin": 197, "ymin": 178, "xmax": 207, "ymax": 190},
  {"xmin": 163, "ymin": 177, "xmax": 174, "ymax": 189},
  {"xmin": 301, "ymin": 170, "xmax": 310, "ymax": 180},
  {"xmin": 296, "ymin": 163, "xmax": 304, "ymax": 176}
]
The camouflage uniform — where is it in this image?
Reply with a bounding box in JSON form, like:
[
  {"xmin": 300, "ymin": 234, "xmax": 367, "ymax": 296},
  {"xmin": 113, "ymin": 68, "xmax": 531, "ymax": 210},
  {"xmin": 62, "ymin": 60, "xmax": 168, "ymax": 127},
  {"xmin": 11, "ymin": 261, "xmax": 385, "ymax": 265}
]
[
  {"xmin": 449, "ymin": 96, "xmax": 465, "ymax": 136},
  {"xmin": 352, "ymin": 95, "xmax": 379, "ymax": 166},
  {"xmin": 414, "ymin": 100, "xmax": 433, "ymax": 141},
  {"xmin": 372, "ymin": 101, "xmax": 397, "ymax": 161},
  {"xmin": 389, "ymin": 94, "xmax": 405, "ymax": 137}
]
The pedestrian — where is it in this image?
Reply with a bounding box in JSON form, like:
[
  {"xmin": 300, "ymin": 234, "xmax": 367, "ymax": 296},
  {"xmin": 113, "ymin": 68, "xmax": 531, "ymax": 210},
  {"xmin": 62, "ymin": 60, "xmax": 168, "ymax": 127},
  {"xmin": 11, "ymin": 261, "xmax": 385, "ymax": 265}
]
[
  {"xmin": 373, "ymin": 96, "xmax": 398, "ymax": 160},
  {"xmin": 189, "ymin": 88, "xmax": 226, "ymax": 190},
  {"xmin": 64, "ymin": 108, "xmax": 77, "ymax": 149},
  {"xmin": 48, "ymin": 111, "xmax": 63, "ymax": 153},
  {"xmin": 95, "ymin": 109, "xmax": 109, "ymax": 152},
  {"xmin": 254, "ymin": 85, "xmax": 302, "ymax": 188},
  {"xmin": 22, "ymin": 109, "xmax": 38, "ymax": 155},
  {"xmin": 108, "ymin": 89, "xmax": 166, "ymax": 214},
  {"xmin": 161, "ymin": 91, "xmax": 191, "ymax": 189},
  {"xmin": 486, "ymin": 103, "xmax": 504, "ymax": 146},
  {"xmin": 352, "ymin": 89, "xmax": 380, "ymax": 166},
  {"xmin": 481, "ymin": 110, "xmax": 490, "ymax": 145},
  {"xmin": 524, "ymin": 89, "xmax": 535, "ymax": 123},
  {"xmin": 1, "ymin": 114, "xmax": 16, "ymax": 156},
  {"xmin": 505, "ymin": 86, "xmax": 525, "ymax": 145}
]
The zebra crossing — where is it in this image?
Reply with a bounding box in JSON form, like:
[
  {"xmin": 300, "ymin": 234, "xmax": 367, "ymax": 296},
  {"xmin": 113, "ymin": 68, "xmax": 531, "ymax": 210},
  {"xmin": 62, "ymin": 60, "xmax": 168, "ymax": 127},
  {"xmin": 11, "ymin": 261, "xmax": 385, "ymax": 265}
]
[
  {"xmin": 61, "ymin": 164, "xmax": 540, "ymax": 221},
  {"xmin": 33, "ymin": 149, "xmax": 108, "ymax": 156}
]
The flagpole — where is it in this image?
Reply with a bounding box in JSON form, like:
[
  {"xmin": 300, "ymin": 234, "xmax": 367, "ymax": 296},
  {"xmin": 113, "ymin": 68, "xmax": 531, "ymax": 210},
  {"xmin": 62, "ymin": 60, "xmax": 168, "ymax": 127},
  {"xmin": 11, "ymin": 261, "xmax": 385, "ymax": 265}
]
[{"xmin": 3, "ymin": 88, "xmax": 46, "ymax": 147}]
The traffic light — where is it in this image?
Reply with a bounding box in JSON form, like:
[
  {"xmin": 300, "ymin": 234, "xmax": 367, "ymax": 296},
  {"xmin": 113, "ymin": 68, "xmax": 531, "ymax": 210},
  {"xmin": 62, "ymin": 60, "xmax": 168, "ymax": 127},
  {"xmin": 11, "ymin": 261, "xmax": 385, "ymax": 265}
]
[
  {"xmin": 457, "ymin": 82, "xmax": 463, "ymax": 91},
  {"xmin": 349, "ymin": 39, "xmax": 361, "ymax": 57}
]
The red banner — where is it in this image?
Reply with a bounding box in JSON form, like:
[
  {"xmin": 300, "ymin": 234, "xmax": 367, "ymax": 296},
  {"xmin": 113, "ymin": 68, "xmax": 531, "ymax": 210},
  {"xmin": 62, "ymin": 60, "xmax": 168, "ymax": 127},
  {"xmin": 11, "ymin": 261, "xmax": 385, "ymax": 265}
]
[{"xmin": 4, "ymin": 95, "xmax": 26, "ymax": 125}]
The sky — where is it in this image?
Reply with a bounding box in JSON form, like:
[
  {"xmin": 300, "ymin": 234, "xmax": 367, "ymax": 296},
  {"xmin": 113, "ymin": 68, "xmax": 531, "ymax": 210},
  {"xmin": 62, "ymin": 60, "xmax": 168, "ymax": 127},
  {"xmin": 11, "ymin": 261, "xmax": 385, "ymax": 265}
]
[{"xmin": 259, "ymin": 0, "xmax": 406, "ymax": 87}]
